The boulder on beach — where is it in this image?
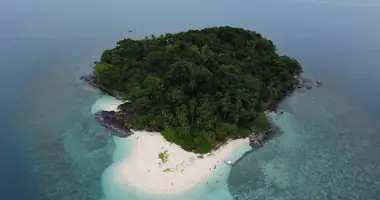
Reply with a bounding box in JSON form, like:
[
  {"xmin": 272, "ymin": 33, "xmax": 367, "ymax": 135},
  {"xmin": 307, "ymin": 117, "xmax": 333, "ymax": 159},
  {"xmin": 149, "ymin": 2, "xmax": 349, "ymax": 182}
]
[{"xmin": 95, "ymin": 110, "xmax": 134, "ymax": 137}]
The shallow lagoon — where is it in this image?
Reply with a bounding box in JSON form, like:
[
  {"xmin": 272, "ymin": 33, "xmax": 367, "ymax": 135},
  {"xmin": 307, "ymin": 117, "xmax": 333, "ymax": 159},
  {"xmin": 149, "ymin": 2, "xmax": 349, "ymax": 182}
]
[{"xmin": 2, "ymin": 0, "xmax": 380, "ymax": 199}]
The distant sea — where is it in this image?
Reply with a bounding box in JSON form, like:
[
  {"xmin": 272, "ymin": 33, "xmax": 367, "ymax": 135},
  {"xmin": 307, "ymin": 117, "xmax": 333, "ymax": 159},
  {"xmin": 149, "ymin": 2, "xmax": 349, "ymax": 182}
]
[{"xmin": 1, "ymin": 0, "xmax": 380, "ymax": 200}]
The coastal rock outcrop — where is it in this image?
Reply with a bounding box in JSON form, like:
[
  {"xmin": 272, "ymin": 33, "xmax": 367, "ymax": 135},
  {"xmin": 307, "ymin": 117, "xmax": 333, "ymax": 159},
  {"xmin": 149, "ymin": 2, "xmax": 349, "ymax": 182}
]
[
  {"xmin": 294, "ymin": 75, "xmax": 323, "ymax": 89},
  {"xmin": 94, "ymin": 101, "xmax": 137, "ymax": 138},
  {"xmin": 81, "ymin": 27, "xmax": 309, "ymax": 153},
  {"xmin": 248, "ymin": 126, "xmax": 280, "ymax": 148},
  {"xmin": 80, "ymin": 74, "xmax": 124, "ymax": 99},
  {"xmin": 94, "ymin": 110, "xmax": 134, "ymax": 137},
  {"xmin": 95, "ymin": 111, "xmax": 133, "ymax": 138},
  {"xmin": 81, "ymin": 73, "xmax": 136, "ymax": 137}
]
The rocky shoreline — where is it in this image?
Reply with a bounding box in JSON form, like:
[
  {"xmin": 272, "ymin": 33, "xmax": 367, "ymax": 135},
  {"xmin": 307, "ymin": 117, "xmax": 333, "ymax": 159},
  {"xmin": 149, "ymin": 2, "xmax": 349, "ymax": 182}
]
[
  {"xmin": 81, "ymin": 73, "xmax": 136, "ymax": 137},
  {"xmin": 295, "ymin": 75, "xmax": 323, "ymax": 89},
  {"xmin": 95, "ymin": 110, "xmax": 133, "ymax": 138},
  {"xmin": 94, "ymin": 101, "xmax": 137, "ymax": 138},
  {"xmin": 248, "ymin": 126, "xmax": 280, "ymax": 148},
  {"xmin": 247, "ymin": 74, "xmax": 324, "ymax": 148},
  {"xmin": 82, "ymin": 73, "xmax": 309, "ymax": 149},
  {"xmin": 80, "ymin": 74, "xmax": 124, "ymax": 100},
  {"xmin": 82, "ymin": 73, "xmax": 284, "ymax": 148}
]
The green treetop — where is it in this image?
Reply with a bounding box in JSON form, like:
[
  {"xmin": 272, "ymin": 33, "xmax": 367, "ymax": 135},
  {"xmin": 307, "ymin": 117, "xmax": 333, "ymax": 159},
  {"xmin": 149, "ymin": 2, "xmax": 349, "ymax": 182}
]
[{"xmin": 94, "ymin": 26, "xmax": 302, "ymax": 153}]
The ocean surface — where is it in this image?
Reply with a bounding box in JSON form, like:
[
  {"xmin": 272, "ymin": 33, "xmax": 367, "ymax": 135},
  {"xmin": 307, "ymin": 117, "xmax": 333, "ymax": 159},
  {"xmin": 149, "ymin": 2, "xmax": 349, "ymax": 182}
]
[{"xmin": 1, "ymin": 0, "xmax": 380, "ymax": 199}]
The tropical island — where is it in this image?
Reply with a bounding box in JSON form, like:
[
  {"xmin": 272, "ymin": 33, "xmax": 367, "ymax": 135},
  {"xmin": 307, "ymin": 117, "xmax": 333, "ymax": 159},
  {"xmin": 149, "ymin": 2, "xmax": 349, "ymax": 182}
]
[
  {"xmin": 84, "ymin": 26, "xmax": 303, "ymax": 195},
  {"xmin": 85, "ymin": 26, "xmax": 302, "ymax": 153}
]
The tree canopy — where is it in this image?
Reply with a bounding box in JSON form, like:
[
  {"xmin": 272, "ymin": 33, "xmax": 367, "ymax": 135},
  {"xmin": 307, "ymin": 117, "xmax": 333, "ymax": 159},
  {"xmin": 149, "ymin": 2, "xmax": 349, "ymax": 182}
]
[{"xmin": 94, "ymin": 26, "xmax": 302, "ymax": 153}]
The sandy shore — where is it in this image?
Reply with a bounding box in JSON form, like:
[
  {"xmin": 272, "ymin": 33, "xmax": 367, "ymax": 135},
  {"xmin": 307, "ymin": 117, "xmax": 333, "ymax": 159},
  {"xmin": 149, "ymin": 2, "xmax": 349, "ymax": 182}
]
[
  {"xmin": 96, "ymin": 97, "xmax": 249, "ymax": 196},
  {"xmin": 113, "ymin": 131, "xmax": 249, "ymax": 195},
  {"xmin": 103, "ymin": 100, "xmax": 123, "ymax": 111}
]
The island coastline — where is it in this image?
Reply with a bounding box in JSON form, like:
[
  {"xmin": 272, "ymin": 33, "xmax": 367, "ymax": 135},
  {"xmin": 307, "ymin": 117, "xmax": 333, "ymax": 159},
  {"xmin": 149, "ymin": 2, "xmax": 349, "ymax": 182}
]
[
  {"xmin": 114, "ymin": 131, "xmax": 249, "ymax": 196},
  {"xmin": 83, "ymin": 26, "xmax": 306, "ymax": 197},
  {"xmin": 95, "ymin": 97, "xmax": 251, "ymax": 196},
  {"xmin": 84, "ymin": 73, "xmax": 281, "ymax": 147}
]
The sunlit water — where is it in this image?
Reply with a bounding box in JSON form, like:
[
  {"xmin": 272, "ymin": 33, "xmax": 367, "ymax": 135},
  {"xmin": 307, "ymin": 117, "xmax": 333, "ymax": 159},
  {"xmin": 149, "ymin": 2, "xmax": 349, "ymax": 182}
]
[{"xmin": 1, "ymin": 0, "xmax": 380, "ymax": 199}]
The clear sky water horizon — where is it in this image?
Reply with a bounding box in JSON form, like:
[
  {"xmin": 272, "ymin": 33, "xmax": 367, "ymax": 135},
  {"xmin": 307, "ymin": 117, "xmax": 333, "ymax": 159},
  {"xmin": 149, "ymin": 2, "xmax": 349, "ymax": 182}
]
[{"xmin": 1, "ymin": 0, "xmax": 380, "ymax": 199}]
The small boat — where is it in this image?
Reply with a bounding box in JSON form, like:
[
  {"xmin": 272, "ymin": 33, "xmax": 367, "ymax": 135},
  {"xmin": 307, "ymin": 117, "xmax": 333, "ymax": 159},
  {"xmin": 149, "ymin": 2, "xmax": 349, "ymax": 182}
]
[{"xmin": 224, "ymin": 160, "xmax": 233, "ymax": 166}]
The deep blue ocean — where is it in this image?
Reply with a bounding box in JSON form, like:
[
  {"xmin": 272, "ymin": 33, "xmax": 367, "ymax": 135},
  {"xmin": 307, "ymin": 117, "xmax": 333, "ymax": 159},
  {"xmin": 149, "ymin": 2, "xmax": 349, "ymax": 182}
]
[{"xmin": 1, "ymin": 0, "xmax": 380, "ymax": 199}]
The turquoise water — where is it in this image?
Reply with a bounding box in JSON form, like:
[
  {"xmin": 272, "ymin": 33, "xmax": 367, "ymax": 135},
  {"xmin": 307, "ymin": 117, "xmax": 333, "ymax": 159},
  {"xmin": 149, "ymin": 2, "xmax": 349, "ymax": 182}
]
[
  {"xmin": 228, "ymin": 89, "xmax": 380, "ymax": 199},
  {"xmin": 92, "ymin": 96, "xmax": 253, "ymax": 200},
  {"xmin": 91, "ymin": 95, "xmax": 121, "ymax": 114},
  {"xmin": 2, "ymin": 0, "xmax": 380, "ymax": 199}
]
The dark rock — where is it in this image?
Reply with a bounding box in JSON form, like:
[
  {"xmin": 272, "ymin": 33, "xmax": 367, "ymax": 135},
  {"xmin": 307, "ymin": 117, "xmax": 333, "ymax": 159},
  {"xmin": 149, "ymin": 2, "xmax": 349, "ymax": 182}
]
[
  {"xmin": 80, "ymin": 74, "xmax": 124, "ymax": 99},
  {"xmin": 292, "ymin": 78, "xmax": 300, "ymax": 85},
  {"xmin": 295, "ymin": 75, "xmax": 317, "ymax": 90},
  {"xmin": 117, "ymin": 102, "xmax": 137, "ymax": 127},
  {"xmin": 81, "ymin": 74, "xmax": 138, "ymax": 138},
  {"xmin": 316, "ymin": 80, "xmax": 323, "ymax": 87},
  {"xmin": 94, "ymin": 102, "xmax": 137, "ymax": 138},
  {"xmin": 267, "ymin": 103, "xmax": 278, "ymax": 112},
  {"xmin": 94, "ymin": 111, "xmax": 134, "ymax": 138},
  {"xmin": 248, "ymin": 126, "xmax": 280, "ymax": 149},
  {"xmin": 118, "ymin": 102, "xmax": 135, "ymax": 113}
]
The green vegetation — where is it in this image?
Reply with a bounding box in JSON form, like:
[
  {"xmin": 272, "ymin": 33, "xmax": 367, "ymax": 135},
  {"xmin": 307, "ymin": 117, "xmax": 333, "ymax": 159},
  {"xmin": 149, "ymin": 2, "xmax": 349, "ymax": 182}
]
[
  {"xmin": 163, "ymin": 168, "xmax": 174, "ymax": 172},
  {"xmin": 158, "ymin": 151, "xmax": 169, "ymax": 163},
  {"xmin": 94, "ymin": 26, "xmax": 302, "ymax": 153}
]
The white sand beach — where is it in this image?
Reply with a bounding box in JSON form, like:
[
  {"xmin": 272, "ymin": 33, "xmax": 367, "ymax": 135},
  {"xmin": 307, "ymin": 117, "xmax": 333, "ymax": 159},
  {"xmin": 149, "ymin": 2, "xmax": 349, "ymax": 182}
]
[
  {"xmin": 103, "ymin": 100, "xmax": 123, "ymax": 111},
  {"xmin": 113, "ymin": 131, "xmax": 249, "ymax": 195},
  {"xmin": 94, "ymin": 96, "xmax": 250, "ymax": 196},
  {"xmin": 90, "ymin": 95, "xmax": 123, "ymax": 114}
]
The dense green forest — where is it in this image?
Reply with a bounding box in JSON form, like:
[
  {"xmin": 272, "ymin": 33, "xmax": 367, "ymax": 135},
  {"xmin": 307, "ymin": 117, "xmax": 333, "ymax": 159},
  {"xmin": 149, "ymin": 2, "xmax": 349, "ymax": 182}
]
[{"xmin": 94, "ymin": 26, "xmax": 302, "ymax": 153}]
